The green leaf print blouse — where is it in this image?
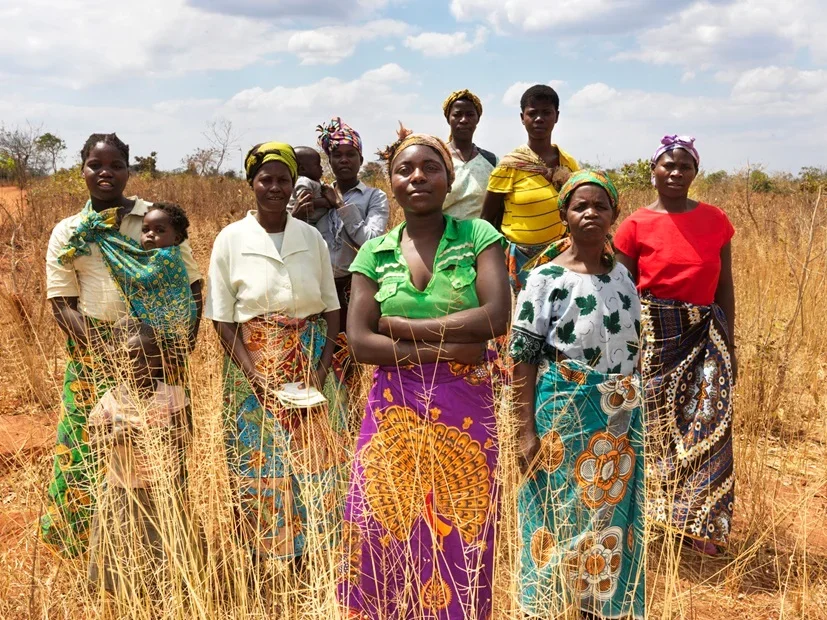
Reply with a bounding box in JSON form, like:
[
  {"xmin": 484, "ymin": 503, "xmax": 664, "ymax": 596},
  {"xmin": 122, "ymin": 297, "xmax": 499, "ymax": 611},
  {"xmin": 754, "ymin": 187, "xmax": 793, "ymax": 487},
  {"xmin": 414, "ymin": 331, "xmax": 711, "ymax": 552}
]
[{"xmin": 510, "ymin": 262, "xmax": 641, "ymax": 375}]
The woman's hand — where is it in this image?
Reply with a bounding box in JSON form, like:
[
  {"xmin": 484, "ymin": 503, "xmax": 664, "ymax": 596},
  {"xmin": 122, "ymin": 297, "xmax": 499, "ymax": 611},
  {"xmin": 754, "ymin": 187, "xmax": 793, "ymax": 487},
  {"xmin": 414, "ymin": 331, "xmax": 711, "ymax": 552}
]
[
  {"xmin": 292, "ymin": 189, "xmax": 314, "ymax": 220},
  {"xmin": 248, "ymin": 370, "xmax": 272, "ymax": 407},
  {"xmin": 730, "ymin": 347, "xmax": 739, "ymax": 386},
  {"xmin": 517, "ymin": 432, "xmax": 541, "ymax": 476},
  {"xmin": 443, "ymin": 342, "xmax": 487, "ymax": 365}
]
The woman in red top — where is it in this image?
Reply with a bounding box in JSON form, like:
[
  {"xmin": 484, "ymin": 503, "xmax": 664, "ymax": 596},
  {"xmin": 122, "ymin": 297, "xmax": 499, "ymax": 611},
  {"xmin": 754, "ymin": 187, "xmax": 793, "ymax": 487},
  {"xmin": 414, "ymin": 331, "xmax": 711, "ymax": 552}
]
[{"xmin": 614, "ymin": 135, "xmax": 736, "ymax": 556}]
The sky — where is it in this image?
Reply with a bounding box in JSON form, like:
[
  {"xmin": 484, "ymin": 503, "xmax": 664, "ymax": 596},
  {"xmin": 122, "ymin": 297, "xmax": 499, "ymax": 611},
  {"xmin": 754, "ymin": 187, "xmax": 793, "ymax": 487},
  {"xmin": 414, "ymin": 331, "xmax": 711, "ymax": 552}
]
[{"xmin": 0, "ymin": 0, "xmax": 825, "ymax": 174}]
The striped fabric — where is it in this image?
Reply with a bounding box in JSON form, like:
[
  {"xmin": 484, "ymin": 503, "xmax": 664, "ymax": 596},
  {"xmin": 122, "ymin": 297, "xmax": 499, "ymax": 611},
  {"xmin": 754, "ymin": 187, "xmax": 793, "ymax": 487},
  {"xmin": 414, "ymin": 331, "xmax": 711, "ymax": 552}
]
[{"xmin": 487, "ymin": 147, "xmax": 579, "ymax": 245}]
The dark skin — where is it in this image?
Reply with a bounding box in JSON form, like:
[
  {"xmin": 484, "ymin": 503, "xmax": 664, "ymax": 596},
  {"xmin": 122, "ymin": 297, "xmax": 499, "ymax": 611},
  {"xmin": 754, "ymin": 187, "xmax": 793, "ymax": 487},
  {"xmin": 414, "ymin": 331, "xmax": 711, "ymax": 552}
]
[
  {"xmin": 328, "ymin": 143, "xmax": 362, "ymax": 193},
  {"xmin": 347, "ymin": 144, "xmax": 510, "ymax": 367},
  {"xmin": 212, "ymin": 161, "xmax": 339, "ymax": 400},
  {"xmin": 514, "ymin": 184, "xmax": 618, "ymax": 474},
  {"xmin": 481, "ymin": 98, "xmax": 561, "ymax": 229},
  {"xmin": 291, "ymin": 147, "xmax": 332, "ymax": 221},
  {"xmin": 615, "ymin": 148, "xmax": 738, "ymax": 382},
  {"xmin": 50, "ymin": 142, "xmax": 204, "ymax": 352},
  {"xmin": 141, "ymin": 209, "xmax": 182, "ymax": 250},
  {"xmin": 447, "ymin": 99, "xmax": 480, "ymax": 163}
]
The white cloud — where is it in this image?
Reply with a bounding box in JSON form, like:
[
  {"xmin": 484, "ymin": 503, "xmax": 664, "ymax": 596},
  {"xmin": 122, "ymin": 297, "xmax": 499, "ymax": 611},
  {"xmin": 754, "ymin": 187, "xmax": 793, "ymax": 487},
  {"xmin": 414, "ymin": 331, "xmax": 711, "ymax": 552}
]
[
  {"xmin": 0, "ymin": 0, "xmax": 288, "ymax": 89},
  {"xmin": 187, "ymin": 0, "xmax": 394, "ymax": 20},
  {"xmin": 287, "ymin": 20, "xmax": 410, "ymax": 65},
  {"xmin": 502, "ymin": 81, "xmax": 567, "ymax": 107},
  {"xmin": 615, "ymin": 0, "xmax": 827, "ymax": 70},
  {"xmin": 152, "ymin": 99, "xmax": 223, "ymax": 116},
  {"xmin": 450, "ymin": 0, "xmax": 681, "ymax": 34},
  {"xmin": 403, "ymin": 26, "xmax": 487, "ymax": 57},
  {"xmin": 555, "ymin": 66, "xmax": 827, "ymax": 171}
]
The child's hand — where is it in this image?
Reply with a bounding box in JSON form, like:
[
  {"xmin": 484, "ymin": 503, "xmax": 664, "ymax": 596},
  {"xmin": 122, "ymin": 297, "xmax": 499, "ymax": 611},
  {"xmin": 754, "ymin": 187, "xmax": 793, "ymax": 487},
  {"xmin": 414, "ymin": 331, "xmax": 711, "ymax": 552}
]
[{"xmin": 321, "ymin": 184, "xmax": 344, "ymax": 209}]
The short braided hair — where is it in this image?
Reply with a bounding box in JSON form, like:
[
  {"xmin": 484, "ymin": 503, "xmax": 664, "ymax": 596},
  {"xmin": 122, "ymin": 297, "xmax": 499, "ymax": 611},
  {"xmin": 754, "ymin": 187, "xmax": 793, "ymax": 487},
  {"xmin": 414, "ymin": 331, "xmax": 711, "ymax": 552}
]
[
  {"xmin": 81, "ymin": 133, "xmax": 129, "ymax": 164},
  {"xmin": 147, "ymin": 202, "xmax": 190, "ymax": 242}
]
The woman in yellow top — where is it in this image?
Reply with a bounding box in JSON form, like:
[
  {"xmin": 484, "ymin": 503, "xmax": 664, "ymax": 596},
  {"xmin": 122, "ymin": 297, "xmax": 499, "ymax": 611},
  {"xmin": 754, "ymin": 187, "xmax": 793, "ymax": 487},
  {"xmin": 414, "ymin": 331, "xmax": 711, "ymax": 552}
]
[{"xmin": 481, "ymin": 84, "xmax": 579, "ymax": 292}]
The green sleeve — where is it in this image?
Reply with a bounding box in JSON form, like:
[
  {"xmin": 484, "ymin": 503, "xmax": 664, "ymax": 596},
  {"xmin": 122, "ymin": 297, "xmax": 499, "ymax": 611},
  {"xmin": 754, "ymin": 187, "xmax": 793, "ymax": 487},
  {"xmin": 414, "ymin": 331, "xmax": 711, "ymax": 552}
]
[
  {"xmin": 471, "ymin": 218, "xmax": 505, "ymax": 255},
  {"xmin": 348, "ymin": 237, "xmax": 380, "ymax": 281}
]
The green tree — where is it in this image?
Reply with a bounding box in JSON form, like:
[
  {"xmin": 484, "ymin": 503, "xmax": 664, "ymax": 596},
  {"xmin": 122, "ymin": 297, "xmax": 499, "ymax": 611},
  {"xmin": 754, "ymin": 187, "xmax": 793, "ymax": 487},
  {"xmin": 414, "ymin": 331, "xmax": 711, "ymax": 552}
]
[
  {"xmin": 799, "ymin": 166, "xmax": 826, "ymax": 192},
  {"xmin": 35, "ymin": 132, "xmax": 67, "ymax": 174},
  {"xmin": 0, "ymin": 122, "xmax": 47, "ymax": 188},
  {"xmin": 610, "ymin": 159, "xmax": 651, "ymax": 191},
  {"xmin": 749, "ymin": 169, "xmax": 774, "ymax": 193},
  {"xmin": 134, "ymin": 151, "xmax": 159, "ymax": 176}
]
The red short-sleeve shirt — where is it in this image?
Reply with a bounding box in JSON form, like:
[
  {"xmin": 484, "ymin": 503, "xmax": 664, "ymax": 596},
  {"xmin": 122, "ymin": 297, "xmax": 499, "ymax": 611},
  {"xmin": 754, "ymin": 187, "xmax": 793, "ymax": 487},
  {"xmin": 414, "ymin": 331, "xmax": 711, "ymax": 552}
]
[{"xmin": 613, "ymin": 203, "xmax": 735, "ymax": 306}]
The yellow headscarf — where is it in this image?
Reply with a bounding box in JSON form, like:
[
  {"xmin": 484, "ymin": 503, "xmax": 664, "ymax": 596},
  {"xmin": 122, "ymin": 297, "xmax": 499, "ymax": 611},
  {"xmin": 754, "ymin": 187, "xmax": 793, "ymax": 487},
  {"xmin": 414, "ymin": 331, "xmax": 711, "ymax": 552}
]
[
  {"xmin": 244, "ymin": 142, "xmax": 298, "ymax": 185},
  {"xmin": 441, "ymin": 89, "xmax": 483, "ymax": 120}
]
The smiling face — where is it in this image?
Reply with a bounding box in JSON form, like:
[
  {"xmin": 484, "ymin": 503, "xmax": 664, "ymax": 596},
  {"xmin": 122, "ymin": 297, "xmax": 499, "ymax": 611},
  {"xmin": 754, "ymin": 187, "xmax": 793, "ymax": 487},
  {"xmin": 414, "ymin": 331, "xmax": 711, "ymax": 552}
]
[
  {"xmin": 329, "ymin": 143, "xmax": 363, "ymax": 185},
  {"xmin": 520, "ymin": 98, "xmax": 559, "ymax": 142},
  {"xmin": 141, "ymin": 209, "xmax": 180, "ymax": 250},
  {"xmin": 391, "ymin": 144, "xmax": 449, "ymax": 215},
  {"xmin": 448, "ymin": 99, "xmax": 480, "ymax": 142},
  {"xmin": 252, "ymin": 161, "xmax": 295, "ymax": 215},
  {"xmin": 562, "ymin": 184, "xmax": 616, "ymax": 243},
  {"xmin": 652, "ymin": 148, "xmax": 698, "ymax": 198},
  {"xmin": 82, "ymin": 142, "xmax": 129, "ymax": 202}
]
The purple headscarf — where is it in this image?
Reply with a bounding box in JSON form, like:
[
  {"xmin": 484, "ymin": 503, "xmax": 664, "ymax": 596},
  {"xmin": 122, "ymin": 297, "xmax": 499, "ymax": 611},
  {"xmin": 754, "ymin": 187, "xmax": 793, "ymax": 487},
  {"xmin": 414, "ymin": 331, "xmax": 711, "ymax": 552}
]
[{"xmin": 651, "ymin": 135, "xmax": 700, "ymax": 168}]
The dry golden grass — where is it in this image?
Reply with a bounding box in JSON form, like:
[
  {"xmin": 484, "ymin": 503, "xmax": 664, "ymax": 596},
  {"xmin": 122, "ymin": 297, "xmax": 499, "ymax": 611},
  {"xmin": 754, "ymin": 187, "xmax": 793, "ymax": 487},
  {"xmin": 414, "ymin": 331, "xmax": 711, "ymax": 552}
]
[{"xmin": 0, "ymin": 172, "xmax": 825, "ymax": 619}]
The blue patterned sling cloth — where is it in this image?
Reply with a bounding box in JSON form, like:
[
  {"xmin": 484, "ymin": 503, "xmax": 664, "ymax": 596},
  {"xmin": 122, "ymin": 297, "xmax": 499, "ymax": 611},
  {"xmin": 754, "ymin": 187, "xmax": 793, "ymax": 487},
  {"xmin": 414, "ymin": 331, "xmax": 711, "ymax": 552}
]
[{"xmin": 57, "ymin": 201, "xmax": 196, "ymax": 341}]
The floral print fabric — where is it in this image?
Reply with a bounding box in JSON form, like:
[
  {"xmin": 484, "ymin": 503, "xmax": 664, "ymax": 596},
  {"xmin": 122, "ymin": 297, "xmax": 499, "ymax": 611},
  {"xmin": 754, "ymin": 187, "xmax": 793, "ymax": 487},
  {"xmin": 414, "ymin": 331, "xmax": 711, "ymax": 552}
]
[
  {"xmin": 511, "ymin": 262, "xmax": 641, "ymax": 375},
  {"xmin": 517, "ymin": 359, "xmax": 645, "ymax": 619}
]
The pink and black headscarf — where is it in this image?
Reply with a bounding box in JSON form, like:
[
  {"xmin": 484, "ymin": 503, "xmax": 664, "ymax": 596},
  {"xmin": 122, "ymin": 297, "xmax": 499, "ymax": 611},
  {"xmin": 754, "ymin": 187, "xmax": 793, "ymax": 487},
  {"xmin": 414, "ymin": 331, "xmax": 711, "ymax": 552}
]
[
  {"xmin": 316, "ymin": 117, "xmax": 363, "ymax": 157},
  {"xmin": 651, "ymin": 134, "xmax": 700, "ymax": 168}
]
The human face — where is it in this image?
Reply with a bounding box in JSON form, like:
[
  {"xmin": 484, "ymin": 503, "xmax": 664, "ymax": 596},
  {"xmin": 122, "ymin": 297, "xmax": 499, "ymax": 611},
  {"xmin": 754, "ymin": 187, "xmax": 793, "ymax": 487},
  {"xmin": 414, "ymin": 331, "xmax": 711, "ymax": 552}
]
[
  {"xmin": 562, "ymin": 184, "xmax": 615, "ymax": 244},
  {"xmin": 448, "ymin": 99, "xmax": 480, "ymax": 142},
  {"xmin": 126, "ymin": 337, "xmax": 163, "ymax": 389},
  {"xmin": 252, "ymin": 161, "xmax": 294, "ymax": 215},
  {"xmin": 652, "ymin": 149, "xmax": 697, "ymax": 198},
  {"xmin": 83, "ymin": 142, "xmax": 129, "ymax": 203},
  {"xmin": 297, "ymin": 153, "xmax": 323, "ymax": 182},
  {"xmin": 329, "ymin": 144, "xmax": 363, "ymax": 184},
  {"xmin": 391, "ymin": 144, "xmax": 449, "ymax": 215},
  {"xmin": 141, "ymin": 209, "xmax": 180, "ymax": 250},
  {"xmin": 520, "ymin": 99, "xmax": 559, "ymax": 141}
]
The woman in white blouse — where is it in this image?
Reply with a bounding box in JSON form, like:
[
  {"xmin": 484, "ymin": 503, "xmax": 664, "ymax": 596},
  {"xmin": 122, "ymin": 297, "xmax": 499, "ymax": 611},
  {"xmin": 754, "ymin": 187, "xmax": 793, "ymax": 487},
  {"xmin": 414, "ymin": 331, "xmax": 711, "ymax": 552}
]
[{"xmin": 205, "ymin": 142, "xmax": 347, "ymax": 560}]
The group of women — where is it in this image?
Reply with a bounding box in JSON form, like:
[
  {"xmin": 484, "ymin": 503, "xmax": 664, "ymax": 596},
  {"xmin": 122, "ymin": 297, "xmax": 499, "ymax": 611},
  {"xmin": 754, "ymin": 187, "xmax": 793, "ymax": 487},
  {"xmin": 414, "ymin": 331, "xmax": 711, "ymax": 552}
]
[{"xmin": 40, "ymin": 83, "xmax": 737, "ymax": 619}]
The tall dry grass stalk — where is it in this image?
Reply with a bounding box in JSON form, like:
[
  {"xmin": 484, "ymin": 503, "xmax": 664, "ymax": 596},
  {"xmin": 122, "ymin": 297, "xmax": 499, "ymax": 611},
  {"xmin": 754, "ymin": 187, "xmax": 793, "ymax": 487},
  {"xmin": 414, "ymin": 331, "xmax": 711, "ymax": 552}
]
[{"xmin": 0, "ymin": 172, "xmax": 825, "ymax": 619}]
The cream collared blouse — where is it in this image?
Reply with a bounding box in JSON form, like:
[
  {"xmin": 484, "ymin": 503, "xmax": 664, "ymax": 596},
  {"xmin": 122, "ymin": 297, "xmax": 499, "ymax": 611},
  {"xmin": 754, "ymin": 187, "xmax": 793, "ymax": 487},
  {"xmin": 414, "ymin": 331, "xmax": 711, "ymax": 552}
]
[{"xmin": 205, "ymin": 212, "xmax": 340, "ymax": 324}]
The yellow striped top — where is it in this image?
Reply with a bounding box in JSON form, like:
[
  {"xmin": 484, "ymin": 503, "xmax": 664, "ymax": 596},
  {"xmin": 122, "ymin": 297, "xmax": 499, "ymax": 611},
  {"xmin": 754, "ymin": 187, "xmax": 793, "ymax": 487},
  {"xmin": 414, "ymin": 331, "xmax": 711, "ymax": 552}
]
[{"xmin": 486, "ymin": 146, "xmax": 579, "ymax": 245}]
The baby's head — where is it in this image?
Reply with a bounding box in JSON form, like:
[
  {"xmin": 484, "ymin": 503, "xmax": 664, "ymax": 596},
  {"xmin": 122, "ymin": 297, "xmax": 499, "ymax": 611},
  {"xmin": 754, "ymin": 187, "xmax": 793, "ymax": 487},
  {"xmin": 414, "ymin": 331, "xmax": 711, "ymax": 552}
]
[
  {"xmin": 141, "ymin": 202, "xmax": 190, "ymax": 250},
  {"xmin": 113, "ymin": 317, "xmax": 163, "ymax": 389},
  {"xmin": 294, "ymin": 146, "xmax": 323, "ymax": 182}
]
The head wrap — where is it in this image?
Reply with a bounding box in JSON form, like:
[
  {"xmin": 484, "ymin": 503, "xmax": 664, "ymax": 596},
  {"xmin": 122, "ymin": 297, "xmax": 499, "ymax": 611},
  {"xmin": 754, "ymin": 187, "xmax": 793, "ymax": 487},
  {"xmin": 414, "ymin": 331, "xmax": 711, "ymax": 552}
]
[
  {"xmin": 316, "ymin": 117, "xmax": 363, "ymax": 156},
  {"xmin": 651, "ymin": 134, "xmax": 700, "ymax": 168},
  {"xmin": 441, "ymin": 89, "xmax": 483, "ymax": 120},
  {"xmin": 244, "ymin": 142, "xmax": 298, "ymax": 185},
  {"xmin": 377, "ymin": 122, "xmax": 455, "ymax": 187},
  {"xmin": 558, "ymin": 169, "xmax": 620, "ymax": 216}
]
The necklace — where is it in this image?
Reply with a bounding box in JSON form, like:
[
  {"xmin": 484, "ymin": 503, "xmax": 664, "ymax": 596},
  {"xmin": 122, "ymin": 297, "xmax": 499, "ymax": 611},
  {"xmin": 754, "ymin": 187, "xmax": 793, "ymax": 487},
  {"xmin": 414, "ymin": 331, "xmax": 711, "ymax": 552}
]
[{"xmin": 449, "ymin": 142, "xmax": 477, "ymax": 164}]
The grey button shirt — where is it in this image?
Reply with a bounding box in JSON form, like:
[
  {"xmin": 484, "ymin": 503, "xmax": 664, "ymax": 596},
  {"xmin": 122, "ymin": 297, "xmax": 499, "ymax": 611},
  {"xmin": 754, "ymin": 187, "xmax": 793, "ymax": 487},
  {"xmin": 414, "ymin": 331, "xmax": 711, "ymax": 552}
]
[{"xmin": 317, "ymin": 181, "xmax": 390, "ymax": 278}]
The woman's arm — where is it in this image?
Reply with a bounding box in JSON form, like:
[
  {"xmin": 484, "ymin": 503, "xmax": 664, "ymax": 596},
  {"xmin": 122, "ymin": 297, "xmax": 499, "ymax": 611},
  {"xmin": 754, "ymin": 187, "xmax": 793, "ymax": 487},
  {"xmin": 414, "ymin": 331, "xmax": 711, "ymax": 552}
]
[
  {"xmin": 480, "ymin": 191, "xmax": 505, "ymax": 230},
  {"xmin": 513, "ymin": 361, "xmax": 540, "ymax": 474},
  {"xmin": 715, "ymin": 242, "xmax": 737, "ymax": 381},
  {"xmin": 347, "ymin": 274, "xmax": 485, "ymax": 367},
  {"xmin": 615, "ymin": 250, "xmax": 638, "ymax": 283},
  {"xmin": 50, "ymin": 297, "xmax": 94, "ymax": 346},
  {"xmin": 315, "ymin": 309, "xmax": 340, "ymax": 388},
  {"xmin": 212, "ymin": 320, "xmax": 266, "ymax": 398},
  {"xmin": 188, "ymin": 280, "xmax": 204, "ymax": 351},
  {"xmin": 378, "ymin": 243, "xmax": 511, "ymax": 343}
]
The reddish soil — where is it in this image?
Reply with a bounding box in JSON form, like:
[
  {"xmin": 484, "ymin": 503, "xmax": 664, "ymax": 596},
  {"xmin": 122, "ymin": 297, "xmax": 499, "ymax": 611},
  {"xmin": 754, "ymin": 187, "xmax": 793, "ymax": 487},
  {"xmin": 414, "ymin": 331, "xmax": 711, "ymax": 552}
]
[{"xmin": 0, "ymin": 186, "xmax": 26, "ymax": 216}]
